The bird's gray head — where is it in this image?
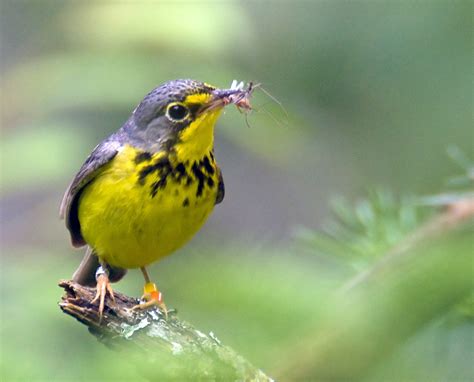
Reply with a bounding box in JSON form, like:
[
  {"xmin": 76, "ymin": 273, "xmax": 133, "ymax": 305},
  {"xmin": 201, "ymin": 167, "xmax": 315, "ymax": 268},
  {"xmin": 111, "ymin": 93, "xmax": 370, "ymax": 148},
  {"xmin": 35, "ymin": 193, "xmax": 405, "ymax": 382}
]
[{"xmin": 122, "ymin": 79, "xmax": 252, "ymax": 155}]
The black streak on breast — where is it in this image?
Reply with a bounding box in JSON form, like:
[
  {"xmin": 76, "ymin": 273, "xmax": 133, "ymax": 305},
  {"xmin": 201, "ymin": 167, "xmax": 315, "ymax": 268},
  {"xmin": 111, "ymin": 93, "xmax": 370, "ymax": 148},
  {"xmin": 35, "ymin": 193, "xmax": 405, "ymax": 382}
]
[
  {"xmin": 137, "ymin": 152, "xmax": 218, "ymax": 199},
  {"xmin": 138, "ymin": 157, "xmax": 173, "ymax": 197},
  {"xmin": 134, "ymin": 151, "xmax": 152, "ymax": 164},
  {"xmin": 202, "ymin": 156, "xmax": 215, "ymax": 175},
  {"xmin": 191, "ymin": 162, "xmax": 206, "ymax": 197}
]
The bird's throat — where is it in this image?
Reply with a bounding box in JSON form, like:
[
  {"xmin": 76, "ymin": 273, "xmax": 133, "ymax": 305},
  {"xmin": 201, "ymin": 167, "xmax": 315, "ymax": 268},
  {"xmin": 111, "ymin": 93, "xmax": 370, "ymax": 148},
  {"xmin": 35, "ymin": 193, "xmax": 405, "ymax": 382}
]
[{"xmin": 174, "ymin": 109, "xmax": 222, "ymax": 162}]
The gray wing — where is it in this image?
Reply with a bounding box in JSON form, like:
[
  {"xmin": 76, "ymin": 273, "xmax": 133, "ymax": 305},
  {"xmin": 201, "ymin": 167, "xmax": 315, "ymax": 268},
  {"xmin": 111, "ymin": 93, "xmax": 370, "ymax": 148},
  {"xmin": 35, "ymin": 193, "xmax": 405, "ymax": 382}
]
[
  {"xmin": 215, "ymin": 168, "xmax": 225, "ymax": 205},
  {"xmin": 60, "ymin": 139, "xmax": 121, "ymax": 247}
]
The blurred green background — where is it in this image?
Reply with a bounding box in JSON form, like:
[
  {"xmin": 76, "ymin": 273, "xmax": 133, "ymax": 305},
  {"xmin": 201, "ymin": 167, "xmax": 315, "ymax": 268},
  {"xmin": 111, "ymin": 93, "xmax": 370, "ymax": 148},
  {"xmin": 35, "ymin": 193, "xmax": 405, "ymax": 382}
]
[{"xmin": 1, "ymin": 1, "xmax": 472, "ymax": 381}]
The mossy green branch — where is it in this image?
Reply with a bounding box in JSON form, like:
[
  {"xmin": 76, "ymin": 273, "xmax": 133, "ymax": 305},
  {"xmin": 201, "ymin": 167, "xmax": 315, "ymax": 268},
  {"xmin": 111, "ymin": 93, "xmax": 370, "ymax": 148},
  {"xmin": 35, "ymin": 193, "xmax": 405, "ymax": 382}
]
[{"xmin": 276, "ymin": 199, "xmax": 474, "ymax": 380}]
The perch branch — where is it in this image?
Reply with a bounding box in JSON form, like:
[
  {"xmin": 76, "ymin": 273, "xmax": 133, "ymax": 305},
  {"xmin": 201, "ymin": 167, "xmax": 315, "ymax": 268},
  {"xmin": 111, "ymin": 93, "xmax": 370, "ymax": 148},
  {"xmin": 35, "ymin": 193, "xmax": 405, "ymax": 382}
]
[{"xmin": 59, "ymin": 280, "xmax": 272, "ymax": 381}]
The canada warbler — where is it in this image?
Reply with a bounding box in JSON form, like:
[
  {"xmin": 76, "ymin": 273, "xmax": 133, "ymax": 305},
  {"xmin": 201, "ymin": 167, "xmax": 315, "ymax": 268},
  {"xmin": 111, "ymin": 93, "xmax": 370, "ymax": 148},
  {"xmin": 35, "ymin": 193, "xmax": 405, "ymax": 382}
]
[{"xmin": 60, "ymin": 79, "xmax": 253, "ymax": 316}]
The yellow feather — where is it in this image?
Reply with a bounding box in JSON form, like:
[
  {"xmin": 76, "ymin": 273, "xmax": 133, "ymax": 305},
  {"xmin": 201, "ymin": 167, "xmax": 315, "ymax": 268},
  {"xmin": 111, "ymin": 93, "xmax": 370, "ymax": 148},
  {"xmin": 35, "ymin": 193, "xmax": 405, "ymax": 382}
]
[{"xmin": 78, "ymin": 108, "xmax": 221, "ymax": 269}]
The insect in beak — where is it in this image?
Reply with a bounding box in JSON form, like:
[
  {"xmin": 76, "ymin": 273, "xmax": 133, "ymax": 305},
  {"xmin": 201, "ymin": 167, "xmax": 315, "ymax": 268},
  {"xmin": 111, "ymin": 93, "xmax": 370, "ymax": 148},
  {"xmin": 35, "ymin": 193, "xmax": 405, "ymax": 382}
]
[{"xmin": 204, "ymin": 80, "xmax": 257, "ymax": 113}]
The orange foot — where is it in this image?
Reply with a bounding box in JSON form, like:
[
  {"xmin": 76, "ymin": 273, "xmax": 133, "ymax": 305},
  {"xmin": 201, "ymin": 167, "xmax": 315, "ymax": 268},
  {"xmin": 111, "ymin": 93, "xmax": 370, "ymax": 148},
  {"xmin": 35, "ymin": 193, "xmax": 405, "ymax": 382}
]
[
  {"xmin": 132, "ymin": 282, "xmax": 168, "ymax": 319},
  {"xmin": 91, "ymin": 266, "xmax": 115, "ymax": 319}
]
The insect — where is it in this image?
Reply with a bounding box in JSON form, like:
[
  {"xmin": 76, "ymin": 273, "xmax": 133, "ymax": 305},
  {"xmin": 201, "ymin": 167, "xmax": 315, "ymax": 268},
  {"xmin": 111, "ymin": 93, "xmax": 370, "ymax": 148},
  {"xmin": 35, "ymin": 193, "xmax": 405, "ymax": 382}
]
[
  {"xmin": 209, "ymin": 80, "xmax": 256, "ymax": 112},
  {"xmin": 223, "ymin": 80, "xmax": 288, "ymax": 129}
]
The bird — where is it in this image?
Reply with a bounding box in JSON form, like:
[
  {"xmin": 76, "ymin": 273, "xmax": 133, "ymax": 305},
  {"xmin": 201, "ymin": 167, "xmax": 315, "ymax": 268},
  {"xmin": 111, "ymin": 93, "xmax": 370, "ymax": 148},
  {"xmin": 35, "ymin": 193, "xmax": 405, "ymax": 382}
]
[{"xmin": 60, "ymin": 79, "xmax": 253, "ymax": 317}]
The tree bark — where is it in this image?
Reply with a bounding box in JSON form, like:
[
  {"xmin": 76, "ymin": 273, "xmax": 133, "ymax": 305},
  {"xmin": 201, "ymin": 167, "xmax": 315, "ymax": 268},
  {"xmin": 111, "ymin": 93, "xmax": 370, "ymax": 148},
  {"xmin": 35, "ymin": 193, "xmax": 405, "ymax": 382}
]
[{"xmin": 59, "ymin": 280, "xmax": 273, "ymax": 382}]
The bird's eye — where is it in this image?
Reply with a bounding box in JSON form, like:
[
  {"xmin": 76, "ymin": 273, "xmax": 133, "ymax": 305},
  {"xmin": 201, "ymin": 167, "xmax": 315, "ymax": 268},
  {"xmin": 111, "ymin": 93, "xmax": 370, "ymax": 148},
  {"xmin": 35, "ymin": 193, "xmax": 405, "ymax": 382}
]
[{"xmin": 166, "ymin": 103, "xmax": 189, "ymax": 121}]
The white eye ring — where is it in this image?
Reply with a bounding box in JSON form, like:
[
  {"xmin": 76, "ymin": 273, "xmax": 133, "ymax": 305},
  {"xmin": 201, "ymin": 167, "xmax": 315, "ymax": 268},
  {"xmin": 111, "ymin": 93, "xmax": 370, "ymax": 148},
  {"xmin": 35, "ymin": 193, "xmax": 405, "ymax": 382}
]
[{"xmin": 166, "ymin": 102, "xmax": 189, "ymax": 122}]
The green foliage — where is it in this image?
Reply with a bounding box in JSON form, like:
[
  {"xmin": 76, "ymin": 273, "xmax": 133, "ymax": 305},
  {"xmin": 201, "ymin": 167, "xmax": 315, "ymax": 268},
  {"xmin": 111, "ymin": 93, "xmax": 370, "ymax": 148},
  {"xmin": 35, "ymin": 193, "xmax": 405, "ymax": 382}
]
[
  {"xmin": 296, "ymin": 189, "xmax": 431, "ymax": 270},
  {"xmin": 419, "ymin": 146, "xmax": 474, "ymax": 207},
  {"xmin": 289, "ymin": 153, "xmax": 473, "ymax": 380},
  {"xmin": 298, "ymin": 148, "xmax": 473, "ymax": 271},
  {"xmin": 446, "ymin": 146, "xmax": 474, "ymax": 188}
]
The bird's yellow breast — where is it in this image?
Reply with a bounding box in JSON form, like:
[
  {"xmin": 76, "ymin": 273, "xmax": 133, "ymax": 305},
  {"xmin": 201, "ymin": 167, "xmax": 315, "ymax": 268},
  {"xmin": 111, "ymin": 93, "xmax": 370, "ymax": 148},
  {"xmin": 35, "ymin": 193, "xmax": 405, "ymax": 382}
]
[{"xmin": 78, "ymin": 144, "xmax": 220, "ymax": 269}]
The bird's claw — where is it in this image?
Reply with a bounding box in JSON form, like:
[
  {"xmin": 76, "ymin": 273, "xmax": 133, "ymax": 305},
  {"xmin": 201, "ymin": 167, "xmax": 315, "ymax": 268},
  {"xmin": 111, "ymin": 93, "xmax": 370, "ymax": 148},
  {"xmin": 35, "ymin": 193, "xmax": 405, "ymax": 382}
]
[
  {"xmin": 91, "ymin": 270, "xmax": 115, "ymax": 320},
  {"xmin": 131, "ymin": 282, "xmax": 168, "ymax": 319}
]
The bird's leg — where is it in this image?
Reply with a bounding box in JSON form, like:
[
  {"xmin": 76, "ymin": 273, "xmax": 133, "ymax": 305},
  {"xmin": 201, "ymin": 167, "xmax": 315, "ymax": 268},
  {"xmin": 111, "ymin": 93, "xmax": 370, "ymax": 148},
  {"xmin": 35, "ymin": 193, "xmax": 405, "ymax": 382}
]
[
  {"xmin": 90, "ymin": 264, "xmax": 115, "ymax": 318},
  {"xmin": 132, "ymin": 267, "xmax": 168, "ymax": 318}
]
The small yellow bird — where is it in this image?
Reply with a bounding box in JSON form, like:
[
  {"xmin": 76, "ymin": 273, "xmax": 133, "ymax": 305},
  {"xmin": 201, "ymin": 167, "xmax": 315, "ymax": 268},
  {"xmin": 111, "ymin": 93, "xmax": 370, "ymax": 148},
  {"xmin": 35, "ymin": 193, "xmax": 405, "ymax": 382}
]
[{"xmin": 60, "ymin": 79, "xmax": 253, "ymax": 316}]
